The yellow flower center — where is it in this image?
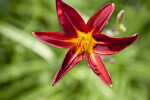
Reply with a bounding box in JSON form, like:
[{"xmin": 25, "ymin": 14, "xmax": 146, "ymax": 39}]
[
  {"xmin": 77, "ymin": 36, "xmax": 88, "ymax": 50},
  {"xmin": 73, "ymin": 30, "xmax": 96, "ymax": 54}
]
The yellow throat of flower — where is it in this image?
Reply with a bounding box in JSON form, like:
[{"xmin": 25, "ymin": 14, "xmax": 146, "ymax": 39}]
[{"xmin": 72, "ymin": 30, "xmax": 96, "ymax": 55}]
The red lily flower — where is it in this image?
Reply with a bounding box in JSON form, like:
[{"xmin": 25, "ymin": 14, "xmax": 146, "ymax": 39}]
[{"xmin": 33, "ymin": 0, "xmax": 138, "ymax": 86}]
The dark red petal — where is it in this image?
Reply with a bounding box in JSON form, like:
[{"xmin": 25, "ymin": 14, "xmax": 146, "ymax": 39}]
[
  {"xmin": 56, "ymin": 0, "xmax": 86, "ymax": 37},
  {"xmin": 86, "ymin": 53, "xmax": 112, "ymax": 86},
  {"xmin": 52, "ymin": 47, "xmax": 84, "ymax": 86},
  {"xmin": 87, "ymin": 3, "xmax": 114, "ymax": 34},
  {"xmin": 93, "ymin": 33, "xmax": 138, "ymax": 55},
  {"xmin": 33, "ymin": 31, "xmax": 74, "ymax": 48}
]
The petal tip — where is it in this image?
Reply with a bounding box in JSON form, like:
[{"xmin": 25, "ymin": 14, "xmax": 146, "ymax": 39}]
[
  {"xmin": 108, "ymin": 3, "xmax": 115, "ymax": 8},
  {"xmin": 111, "ymin": 3, "xmax": 115, "ymax": 7},
  {"xmin": 132, "ymin": 33, "xmax": 139, "ymax": 39},
  {"xmin": 110, "ymin": 84, "xmax": 113, "ymax": 87},
  {"xmin": 134, "ymin": 33, "xmax": 139, "ymax": 37},
  {"xmin": 52, "ymin": 81, "xmax": 57, "ymax": 87},
  {"xmin": 32, "ymin": 32, "xmax": 35, "ymax": 35}
]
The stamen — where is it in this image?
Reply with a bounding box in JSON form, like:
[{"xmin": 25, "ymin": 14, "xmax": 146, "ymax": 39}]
[{"xmin": 77, "ymin": 36, "xmax": 88, "ymax": 50}]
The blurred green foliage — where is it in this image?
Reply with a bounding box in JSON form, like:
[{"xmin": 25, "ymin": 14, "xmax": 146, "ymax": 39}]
[{"xmin": 0, "ymin": 0, "xmax": 150, "ymax": 100}]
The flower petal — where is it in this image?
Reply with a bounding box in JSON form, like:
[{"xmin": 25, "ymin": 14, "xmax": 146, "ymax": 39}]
[
  {"xmin": 86, "ymin": 53, "xmax": 112, "ymax": 86},
  {"xmin": 87, "ymin": 3, "xmax": 114, "ymax": 33},
  {"xmin": 33, "ymin": 31, "xmax": 74, "ymax": 48},
  {"xmin": 52, "ymin": 47, "xmax": 84, "ymax": 86},
  {"xmin": 56, "ymin": 0, "xmax": 86, "ymax": 37},
  {"xmin": 93, "ymin": 33, "xmax": 138, "ymax": 55}
]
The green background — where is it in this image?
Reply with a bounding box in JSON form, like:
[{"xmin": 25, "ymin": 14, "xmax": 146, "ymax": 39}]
[{"xmin": 0, "ymin": 0, "xmax": 150, "ymax": 100}]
